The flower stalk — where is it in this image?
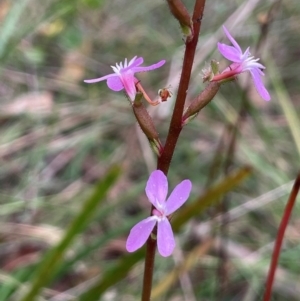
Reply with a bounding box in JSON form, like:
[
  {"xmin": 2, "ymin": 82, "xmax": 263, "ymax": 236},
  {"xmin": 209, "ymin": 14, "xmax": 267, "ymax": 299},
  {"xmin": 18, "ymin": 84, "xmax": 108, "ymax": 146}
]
[{"xmin": 140, "ymin": 1, "xmax": 207, "ymax": 301}]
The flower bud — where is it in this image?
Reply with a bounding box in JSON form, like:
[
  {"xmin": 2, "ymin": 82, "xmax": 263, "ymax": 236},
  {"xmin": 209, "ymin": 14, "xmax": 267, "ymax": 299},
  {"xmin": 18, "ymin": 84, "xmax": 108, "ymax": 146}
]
[
  {"xmin": 166, "ymin": 0, "xmax": 193, "ymax": 42},
  {"xmin": 132, "ymin": 93, "xmax": 163, "ymax": 156},
  {"xmin": 182, "ymin": 82, "xmax": 220, "ymax": 126}
]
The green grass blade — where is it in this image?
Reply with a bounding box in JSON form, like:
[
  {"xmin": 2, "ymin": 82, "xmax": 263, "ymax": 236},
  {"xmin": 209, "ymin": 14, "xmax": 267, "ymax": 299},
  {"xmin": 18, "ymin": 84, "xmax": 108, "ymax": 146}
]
[{"xmin": 19, "ymin": 165, "xmax": 121, "ymax": 301}]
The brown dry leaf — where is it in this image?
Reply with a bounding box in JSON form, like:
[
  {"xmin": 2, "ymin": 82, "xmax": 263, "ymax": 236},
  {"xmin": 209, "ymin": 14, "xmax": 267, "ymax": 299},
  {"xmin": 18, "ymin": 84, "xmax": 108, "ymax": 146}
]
[{"xmin": 2, "ymin": 91, "xmax": 53, "ymax": 116}]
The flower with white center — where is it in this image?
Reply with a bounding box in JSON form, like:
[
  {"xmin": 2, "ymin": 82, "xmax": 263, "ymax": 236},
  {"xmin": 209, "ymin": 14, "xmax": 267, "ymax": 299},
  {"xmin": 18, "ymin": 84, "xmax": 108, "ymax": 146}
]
[
  {"xmin": 84, "ymin": 56, "xmax": 165, "ymax": 102},
  {"xmin": 126, "ymin": 170, "xmax": 192, "ymax": 257},
  {"xmin": 213, "ymin": 26, "xmax": 270, "ymax": 101}
]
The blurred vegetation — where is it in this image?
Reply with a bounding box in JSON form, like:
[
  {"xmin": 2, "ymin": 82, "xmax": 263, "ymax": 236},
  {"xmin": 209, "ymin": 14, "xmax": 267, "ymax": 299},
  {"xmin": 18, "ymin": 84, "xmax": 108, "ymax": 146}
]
[{"xmin": 0, "ymin": 0, "xmax": 299, "ymax": 300}]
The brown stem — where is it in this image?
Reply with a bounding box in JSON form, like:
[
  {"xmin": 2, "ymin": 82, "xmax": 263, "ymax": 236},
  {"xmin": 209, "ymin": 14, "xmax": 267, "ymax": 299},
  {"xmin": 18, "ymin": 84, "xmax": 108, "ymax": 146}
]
[
  {"xmin": 141, "ymin": 234, "xmax": 157, "ymax": 301},
  {"xmin": 140, "ymin": 1, "xmax": 207, "ymax": 301},
  {"xmin": 158, "ymin": 0, "xmax": 205, "ymax": 174}
]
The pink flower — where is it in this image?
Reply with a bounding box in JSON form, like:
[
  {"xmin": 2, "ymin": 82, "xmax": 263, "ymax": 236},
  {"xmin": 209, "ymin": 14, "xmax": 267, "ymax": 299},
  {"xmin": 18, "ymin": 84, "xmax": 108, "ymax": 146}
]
[
  {"xmin": 84, "ymin": 56, "xmax": 165, "ymax": 102},
  {"xmin": 126, "ymin": 170, "xmax": 192, "ymax": 257},
  {"xmin": 214, "ymin": 26, "xmax": 270, "ymax": 101}
]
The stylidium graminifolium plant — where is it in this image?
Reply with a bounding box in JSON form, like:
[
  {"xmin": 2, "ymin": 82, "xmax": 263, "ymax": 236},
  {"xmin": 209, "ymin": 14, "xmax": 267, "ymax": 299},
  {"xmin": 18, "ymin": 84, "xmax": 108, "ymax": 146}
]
[{"xmin": 82, "ymin": 25, "xmax": 271, "ymax": 260}]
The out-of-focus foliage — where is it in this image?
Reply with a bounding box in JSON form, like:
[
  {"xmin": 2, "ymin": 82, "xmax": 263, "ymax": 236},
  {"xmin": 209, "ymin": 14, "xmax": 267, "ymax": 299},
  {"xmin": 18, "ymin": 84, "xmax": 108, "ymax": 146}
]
[{"xmin": 0, "ymin": 0, "xmax": 299, "ymax": 300}]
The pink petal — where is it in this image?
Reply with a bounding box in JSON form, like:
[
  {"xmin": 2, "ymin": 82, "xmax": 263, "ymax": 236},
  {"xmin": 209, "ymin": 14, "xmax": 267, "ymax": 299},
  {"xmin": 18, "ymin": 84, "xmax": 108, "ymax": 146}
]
[
  {"xmin": 244, "ymin": 62, "xmax": 265, "ymax": 72},
  {"xmin": 157, "ymin": 219, "xmax": 175, "ymax": 257},
  {"xmin": 119, "ymin": 72, "xmax": 137, "ymax": 101},
  {"xmin": 165, "ymin": 180, "xmax": 192, "ymax": 215},
  {"xmin": 132, "ymin": 60, "xmax": 166, "ymax": 73},
  {"xmin": 217, "ymin": 43, "xmax": 242, "ymax": 63},
  {"xmin": 222, "ymin": 26, "xmax": 242, "ymax": 54},
  {"xmin": 145, "ymin": 170, "xmax": 168, "ymax": 209},
  {"xmin": 242, "ymin": 47, "xmax": 251, "ymax": 60},
  {"xmin": 126, "ymin": 217, "xmax": 157, "ymax": 252},
  {"xmin": 84, "ymin": 73, "xmax": 116, "ymax": 84},
  {"xmin": 250, "ymin": 69, "xmax": 271, "ymax": 101},
  {"xmin": 128, "ymin": 56, "xmax": 138, "ymax": 66},
  {"xmin": 123, "ymin": 57, "xmax": 143, "ymax": 72},
  {"xmin": 107, "ymin": 76, "xmax": 124, "ymax": 91}
]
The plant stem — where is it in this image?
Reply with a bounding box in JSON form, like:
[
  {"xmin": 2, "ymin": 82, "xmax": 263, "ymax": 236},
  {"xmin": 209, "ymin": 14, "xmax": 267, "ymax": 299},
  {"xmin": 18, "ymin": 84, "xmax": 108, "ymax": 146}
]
[
  {"xmin": 158, "ymin": 0, "xmax": 206, "ymax": 174},
  {"xmin": 263, "ymin": 173, "xmax": 300, "ymax": 301},
  {"xmin": 141, "ymin": 234, "xmax": 157, "ymax": 301},
  {"xmin": 141, "ymin": 1, "xmax": 206, "ymax": 300}
]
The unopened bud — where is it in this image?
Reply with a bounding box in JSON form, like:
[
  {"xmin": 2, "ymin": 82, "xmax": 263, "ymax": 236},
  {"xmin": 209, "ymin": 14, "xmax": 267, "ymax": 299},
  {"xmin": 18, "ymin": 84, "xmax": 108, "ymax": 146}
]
[
  {"xmin": 182, "ymin": 82, "xmax": 220, "ymax": 126},
  {"xmin": 167, "ymin": 0, "xmax": 193, "ymax": 42},
  {"xmin": 132, "ymin": 93, "xmax": 163, "ymax": 156}
]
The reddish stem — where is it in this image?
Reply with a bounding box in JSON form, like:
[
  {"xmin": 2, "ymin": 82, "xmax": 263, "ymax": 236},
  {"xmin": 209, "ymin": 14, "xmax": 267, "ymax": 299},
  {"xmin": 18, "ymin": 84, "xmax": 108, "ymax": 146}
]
[
  {"xmin": 158, "ymin": 0, "xmax": 205, "ymax": 174},
  {"xmin": 141, "ymin": 235, "xmax": 157, "ymax": 301},
  {"xmin": 211, "ymin": 69, "xmax": 237, "ymax": 82},
  {"xmin": 136, "ymin": 82, "xmax": 160, "ymax": 106},
  {"xmin": 263, "ymin": 173, "xmax": 300, "ymax": 301},
  {"xmin": 141, "ymin": 1, "xmax": 206, "ymax": 301}
]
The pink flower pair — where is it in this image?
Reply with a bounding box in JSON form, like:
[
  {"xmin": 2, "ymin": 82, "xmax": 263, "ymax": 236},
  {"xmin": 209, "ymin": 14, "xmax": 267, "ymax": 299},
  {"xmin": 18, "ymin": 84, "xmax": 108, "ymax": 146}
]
[{"xmin": 84, "ymin": 26, "xmax": 270, "ymax": 101}]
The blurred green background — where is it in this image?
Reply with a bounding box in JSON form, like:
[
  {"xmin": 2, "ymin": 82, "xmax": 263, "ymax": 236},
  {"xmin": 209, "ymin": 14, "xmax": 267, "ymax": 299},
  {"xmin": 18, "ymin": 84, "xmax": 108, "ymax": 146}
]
[{"xmin": 0, "ymin": 0, "xmax": 299, "ymax": 300}]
